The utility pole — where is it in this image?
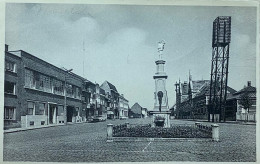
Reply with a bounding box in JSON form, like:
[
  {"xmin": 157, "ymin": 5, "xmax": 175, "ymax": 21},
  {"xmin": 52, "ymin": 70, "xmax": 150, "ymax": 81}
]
[{"xmin": 63, "ymin": 68, "xmax": 73, "ymax": 125}]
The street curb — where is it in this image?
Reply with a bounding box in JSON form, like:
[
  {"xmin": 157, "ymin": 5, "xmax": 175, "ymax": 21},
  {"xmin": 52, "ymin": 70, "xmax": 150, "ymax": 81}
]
[
  {"xmin": 4, "ymin": 121, "xmax": 89, "ymax": 134},
  {"xmin": 181, "ymin": 119, "xmax": 256, "ymax": 125},
  {"xmin": 107, "ymin": 137, "xmax": 214, "ymax": 142},
  {"xmin": 4, "ymin": 124, "xmax": 65, "ymax": 134}
]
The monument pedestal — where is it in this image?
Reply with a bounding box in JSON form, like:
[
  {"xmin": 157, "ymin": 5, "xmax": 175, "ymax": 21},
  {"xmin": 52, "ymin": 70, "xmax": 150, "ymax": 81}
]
[{"xmin": 150, "ymin": 111, "xmax": 171, "ymax": 128}]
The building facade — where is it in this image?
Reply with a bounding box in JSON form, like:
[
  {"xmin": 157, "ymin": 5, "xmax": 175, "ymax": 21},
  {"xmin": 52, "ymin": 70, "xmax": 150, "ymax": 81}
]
[
  {"xmin": 4, "ymin": 46, "xmax": 22, "ymax": 129},
  {"xmin": 141, "ymin": 108, "xmax": 148, "ymax": 118},
  {"xmin": 175, "ymin": 77, "xmax": 237, "ymax": 120},
  {"xmin": 226, "ymin": 81, "xmax": 256, "ymax": 122},
  {"xmin": 4, "ymin": 46, "xmax": 130, "ymax": 129},
  {"xmin": 129, "ymin": 102, "xmax": 142, "ymax": 118},
  {"xmin": 119, "ymin": 94, "xmax": 129, "ymax": 119},
  {"xmin": 100, "ymin": 81, "xmax": 120, "ymax": 119},
  {"xmin": 4, "ymin": 49, "xmax": 85, "ymax": 129}
]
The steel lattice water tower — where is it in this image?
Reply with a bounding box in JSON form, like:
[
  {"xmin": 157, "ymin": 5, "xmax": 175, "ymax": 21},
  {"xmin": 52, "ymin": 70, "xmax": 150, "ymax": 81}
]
[{"xmin": 208, "ymin": 16, "xmax": 231, "ymax": 122}]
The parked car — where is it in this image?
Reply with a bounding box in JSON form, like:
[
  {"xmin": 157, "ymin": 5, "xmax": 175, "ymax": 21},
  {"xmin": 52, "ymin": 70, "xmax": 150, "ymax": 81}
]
[
  {"xmin": 92, "ymin": 116, "xmax": 106, "ymax": 122},
  {"xmin": 120, "ymin": 116, "xmax": 127, "ymax": 120}
]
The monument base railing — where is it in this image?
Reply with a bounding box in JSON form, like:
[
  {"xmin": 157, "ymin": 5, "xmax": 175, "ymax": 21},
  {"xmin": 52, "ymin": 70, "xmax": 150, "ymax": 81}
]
[{"xmin": 107, "ymin": 122, "xmax": 219, "ymax": 142}]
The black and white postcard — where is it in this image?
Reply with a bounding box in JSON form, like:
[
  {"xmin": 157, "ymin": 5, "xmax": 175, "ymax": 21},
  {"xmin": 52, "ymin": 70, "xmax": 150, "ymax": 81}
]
[{"xmin": 1, "ymin": 0, "xmax": 259, "ymax": 163}]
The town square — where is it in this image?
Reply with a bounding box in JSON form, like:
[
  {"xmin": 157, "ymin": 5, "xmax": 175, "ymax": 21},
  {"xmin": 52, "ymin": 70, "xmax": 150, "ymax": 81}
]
[
  {"xmin": 4, "ymin": 118, "xmax": 256, "ymax": 162},
  {"xmin": 2, "ymin": 1, "xmax": 258, "ymax": 163}
]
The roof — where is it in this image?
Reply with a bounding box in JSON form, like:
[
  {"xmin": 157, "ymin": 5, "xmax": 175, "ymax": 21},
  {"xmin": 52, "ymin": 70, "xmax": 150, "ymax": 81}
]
[
  {"xmin": 227, "ymin": 86, "xmax": 256, "ymax": 100},
  {"xmin": 194, "ymin": 83, "xmax": 236, "ymax": 98},
  {"xmin": 195, "ymin": 84, "xmax": 210, "ymax": 97},
  {"xmin": 227, "ymin": 86, "xmax": 237, "ymax": 94},
  {"xmin": 192, "ymin": 80, "xmax": 210, "ymax": 92},
  {"xmin": 100, "ymin": 88, "xmax": 106, "ymax": 96},
  {"xmin": 234, "ymin": 86, "xmax": 256, "ymax": 95},
  {"xmin": 106, "ymin": 81, "xmax": 118, "ymax": 92},
  {"xmin": 130, "ymin": 103, "xmax": 142, "ymax": 114}
]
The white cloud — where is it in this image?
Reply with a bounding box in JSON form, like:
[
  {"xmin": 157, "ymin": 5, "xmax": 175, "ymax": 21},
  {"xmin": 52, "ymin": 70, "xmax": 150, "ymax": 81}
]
[{"xmin": 5, "ymin": 4, "xmax": 257, "ymax": 109}]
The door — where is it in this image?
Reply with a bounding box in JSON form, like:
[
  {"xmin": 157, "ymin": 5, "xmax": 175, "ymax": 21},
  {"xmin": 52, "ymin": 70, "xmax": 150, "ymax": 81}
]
[{"xmin": 67, "ymin": 106, "xmax": 73, "ymax": 122}]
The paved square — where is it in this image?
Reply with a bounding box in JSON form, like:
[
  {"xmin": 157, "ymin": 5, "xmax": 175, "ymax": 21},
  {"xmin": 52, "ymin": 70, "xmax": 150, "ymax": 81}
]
[{"xmin": 3, "ymin": 118, "xmax": 256, "ymax": 162}]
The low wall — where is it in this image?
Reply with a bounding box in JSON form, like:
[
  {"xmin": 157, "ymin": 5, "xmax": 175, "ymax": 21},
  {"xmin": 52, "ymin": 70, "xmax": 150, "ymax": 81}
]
[
  {"xmin": 107, "ymin": 122, "xmax": 219, "ymax": 142},
  {"xmin": 236, "ymin": 113, "xmax": 256, "ymax": 122}
]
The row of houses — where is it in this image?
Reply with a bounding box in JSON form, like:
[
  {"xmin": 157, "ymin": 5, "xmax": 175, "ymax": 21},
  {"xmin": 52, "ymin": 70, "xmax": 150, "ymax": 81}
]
[
  {"xmin": 173, "ymin": 75, "xmax": 256, "ymax": 122},
  {"xmin": 4, "ymin": 45, "xmax": 129, "ymax": 129}
]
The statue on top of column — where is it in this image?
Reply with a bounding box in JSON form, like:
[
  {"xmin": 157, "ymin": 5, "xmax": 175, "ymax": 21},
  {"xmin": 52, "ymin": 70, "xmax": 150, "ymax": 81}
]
[{"xmin": 158, "ymin": 40, "xmax": 166, "ymax": 59}]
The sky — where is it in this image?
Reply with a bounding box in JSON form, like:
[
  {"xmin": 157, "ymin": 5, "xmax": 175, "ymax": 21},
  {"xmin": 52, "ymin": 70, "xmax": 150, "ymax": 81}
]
[{"xmin": 5, "ymin": 3, "xmax": 257, "ymax": 110}]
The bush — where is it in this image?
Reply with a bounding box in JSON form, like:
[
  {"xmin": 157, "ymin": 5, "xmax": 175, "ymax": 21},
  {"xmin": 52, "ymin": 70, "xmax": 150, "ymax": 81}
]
[{"xmin": 113, "ymin": 125, "xmax": 211, "ymax": 138}]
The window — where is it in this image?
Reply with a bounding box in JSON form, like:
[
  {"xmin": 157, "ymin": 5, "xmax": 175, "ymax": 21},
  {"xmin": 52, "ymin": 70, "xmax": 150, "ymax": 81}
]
[
  {"xmin": 57, "ymin": 105, "xmax": 64, "ymax": 116},
  {"xmin": 53, "ymin": 79, "xmax": 64, "ymax": 95},
  {"xmin": 25, "ymin": 69, "xmax": 36, "ymax": 89},
  {"xmin": 4, "ymin": 107, "xmax": 16, "ymax": 120},
  {"xmin": 5, "ymin": 61, "xmax": 16, "ymax": 73},
  {"xmin": 30, "ymin": 121, "xmax": 34, "ymax": 126},
  {"xmin": 75, "ymin": 87, "xmax": 81, "ymax": 99},
  {"xmin": 66, "ymin": 84, "xmax": 73, "ymax": 97},
  {"xmin": 4, "ymin": 81, "xmax": 15, "ymax": 95},
  {"xmin": 37, "ymin": 74, "xmax": 52, "ymax": 92},
  {"xmin": 206, "ymin": 96, "xmax": 209, "ymax": 105},
  {"xmin": 37, "ymin": 103, "xmax": 46, "ymax": 115},
  {"xmin": 27, "ymin": 101, "xmax": 35, "ymax": 115}
]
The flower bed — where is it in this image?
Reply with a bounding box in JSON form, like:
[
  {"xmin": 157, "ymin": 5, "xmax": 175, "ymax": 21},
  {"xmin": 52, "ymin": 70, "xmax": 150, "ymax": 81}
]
[{"xmin": 113, "ymin": 124, "xmax": 212, "ymax": 138}]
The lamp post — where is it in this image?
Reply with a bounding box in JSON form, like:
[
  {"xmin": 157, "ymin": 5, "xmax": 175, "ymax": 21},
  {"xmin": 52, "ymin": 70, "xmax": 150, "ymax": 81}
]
[{"xmin": 63, "ymin": 68, "xmax": 73, "ymax": 125}]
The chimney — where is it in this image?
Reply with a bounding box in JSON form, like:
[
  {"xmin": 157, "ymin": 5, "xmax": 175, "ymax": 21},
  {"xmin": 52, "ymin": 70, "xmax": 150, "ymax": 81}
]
[
  {"xmin": 247, "ymin": 81, "xmax": 251, "ymax": 87},
  {"xmin": 5, "ymin": 44, "xmax": 8, "ymax": 52}
]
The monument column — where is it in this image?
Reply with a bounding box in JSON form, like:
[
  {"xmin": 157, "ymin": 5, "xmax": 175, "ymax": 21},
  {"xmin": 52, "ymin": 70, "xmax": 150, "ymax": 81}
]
[{"xmin": 151, "ymin": 40, "xmax": 171, "ymax": 128}]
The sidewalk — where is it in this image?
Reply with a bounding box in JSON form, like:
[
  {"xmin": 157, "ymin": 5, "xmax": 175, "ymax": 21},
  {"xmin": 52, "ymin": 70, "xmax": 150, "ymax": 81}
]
[
  {"xmin": 4, "ymin": 121, "xmax": 87, "ymax": 134},
  {"xmin": 183, "ymin": 119, "xmax": 256, "ymax": 125}
]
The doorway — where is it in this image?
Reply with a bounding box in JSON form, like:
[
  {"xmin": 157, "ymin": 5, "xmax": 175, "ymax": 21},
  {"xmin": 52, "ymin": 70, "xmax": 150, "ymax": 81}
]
[
  {"xmin": 49, "ymin": 104, "xmax": 57, "ymax": 124},
  {"xmin": 67, "ymin": 106, "xmax": 74, "ymax": 122}
]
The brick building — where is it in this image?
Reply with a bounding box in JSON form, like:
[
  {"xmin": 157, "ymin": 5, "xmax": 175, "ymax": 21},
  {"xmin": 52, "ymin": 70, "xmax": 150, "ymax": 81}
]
[
  {"xmin": 4, "ymin": 48, "xmax": 85, "ymax": 129},
  {"xmin": 4, "ymin": 45, "xmax": 130, "ymax": 129},
  {"xmin": 175, "ymin": 77, "xmax": 236, "ymax": 120},
  {"xmin": 4, "ymin": 45, "xmax": 22, "ymax": 129}
]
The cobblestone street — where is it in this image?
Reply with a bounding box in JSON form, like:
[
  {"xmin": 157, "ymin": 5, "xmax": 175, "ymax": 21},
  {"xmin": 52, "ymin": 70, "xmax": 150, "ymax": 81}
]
[{"xmin": 3, "ymin": 118, "xmax": 256, "ymax": 162}]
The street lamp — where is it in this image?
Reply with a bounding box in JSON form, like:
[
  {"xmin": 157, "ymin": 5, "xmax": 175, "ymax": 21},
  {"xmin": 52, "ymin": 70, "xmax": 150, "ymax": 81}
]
[{"xmin": 63, "ymin": 68, "xmax": 73, "ymax": 125}]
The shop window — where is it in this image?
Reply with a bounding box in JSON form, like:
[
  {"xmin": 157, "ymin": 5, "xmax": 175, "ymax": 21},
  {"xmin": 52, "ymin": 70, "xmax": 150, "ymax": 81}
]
[
  {"xmin": 4, "ymin": 107, "xmax": 16, "ymax": 120},
  {"xmin": 5, "ymin": 61, "xmax": 16, "ymax": 73},
  {"xmin": 4, "ymin": 81, "xmax": 16, "ymax": 95},
  {"xmin": 27, "ymin": 101, "xmax": 35, "ymax": 115}
]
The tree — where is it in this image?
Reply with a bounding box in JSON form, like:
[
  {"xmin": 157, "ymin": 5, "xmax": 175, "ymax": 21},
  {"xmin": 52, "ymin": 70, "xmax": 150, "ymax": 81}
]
[{"xmin": 238, "ymin": 91, "xmax": 253, "ymax": 122}]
